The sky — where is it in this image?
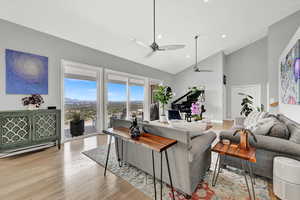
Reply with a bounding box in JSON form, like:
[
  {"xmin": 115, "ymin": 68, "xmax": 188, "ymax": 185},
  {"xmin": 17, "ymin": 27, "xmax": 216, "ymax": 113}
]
[{"xmin": 64, "ymin": 78, "xmax": 144, "ymax": 101}]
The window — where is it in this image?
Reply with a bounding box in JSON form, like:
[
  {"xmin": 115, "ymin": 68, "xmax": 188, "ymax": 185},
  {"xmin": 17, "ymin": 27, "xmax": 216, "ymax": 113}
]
[
  {"xmin": 107, "ymin": 81, "xmax": 127, "ymax": 127},
  {"xmin": 64, "ymin": 78, "xmax": 97, "ymax": 138},
  {"xmin": 105, "ymin": 72, "xmax": 147, "ymax": 127},
  {"xmin": 129, "ymin": 79, "xmax": 145, "ymax": 120}
]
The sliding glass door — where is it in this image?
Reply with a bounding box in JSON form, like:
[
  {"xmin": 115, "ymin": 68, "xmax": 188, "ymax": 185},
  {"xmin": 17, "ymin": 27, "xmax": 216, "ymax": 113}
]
[
  {"xmin": 105, "ymin": 72, "xmax": 146, "ymax": 128},
  {"xmin": 106, "ymin": 81, "xmax": 127, "ymax": 127},
  {"xmin": 129, "ymin": 79, "xmax": 145, "ymax": 121},
  {"xmin": 61, "ymin": 60, "xmax": 102, "ymax": 142}
]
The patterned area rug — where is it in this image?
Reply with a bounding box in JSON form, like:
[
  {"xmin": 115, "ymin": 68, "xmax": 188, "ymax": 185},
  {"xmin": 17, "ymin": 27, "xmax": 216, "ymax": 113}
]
[{"xmin": 82, "ymin": 145, "xmax": 271, "ymax": 200}]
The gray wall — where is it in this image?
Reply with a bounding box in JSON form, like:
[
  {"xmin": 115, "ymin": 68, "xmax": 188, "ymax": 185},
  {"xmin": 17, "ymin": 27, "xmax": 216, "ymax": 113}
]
[
  {"xmin": 173, "ymin": 52, "xmax": 225, "ymax": 122},
  {"xmin": 225, "ymin": 37, "xmax": 268, "ymax": 118},
  {"xmin": 0, "ymin": 19, "xmax": 173, "ymax": 111},
  {"xmin": 268, "ymin": 10, "xmax": 300, "ymax": 113}
]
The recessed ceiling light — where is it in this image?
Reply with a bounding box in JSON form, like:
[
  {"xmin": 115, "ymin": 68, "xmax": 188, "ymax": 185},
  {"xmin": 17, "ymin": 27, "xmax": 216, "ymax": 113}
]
[
  {"xmin": 221, "ymin": 34, "xmax": 227, "ymax": 38},
  {"xmin": 203, "ymin": 0, "xmax": 209, "ymax": 3},
  {"xmin": 157, "ymin": 34, "xmax": 163, "ymax": 39},
  {"xmin": 186, "ymin": 54, "xmax": 191, "ymax": 58}
]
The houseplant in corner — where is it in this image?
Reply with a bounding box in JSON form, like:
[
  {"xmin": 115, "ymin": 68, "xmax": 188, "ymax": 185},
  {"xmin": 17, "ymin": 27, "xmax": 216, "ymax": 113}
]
[
  {"xmin": 70, "ymin": 112, "xmax": 85, "ymax": 137},
  {"xmin": 239, "ymin": 92, "xmax": 255, "ymax": 117},
  {"xmin": 153, "ymin": 85, "xmax": 173, "ymax": 123}
]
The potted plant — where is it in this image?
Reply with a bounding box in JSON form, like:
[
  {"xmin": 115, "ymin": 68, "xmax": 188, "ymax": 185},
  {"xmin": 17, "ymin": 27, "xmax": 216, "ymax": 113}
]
[
  {"xmin": 22, "ymin": 94, "xmax": 44, "ymax": 110},
  {"xmin": 153, "ymin": 85, "xmax": 173, "ymax": 123},
  {"xmin": 238, "ymin": 92, "xmax": 255, "ymax": 117},
  {"xmin": 70, "ymin": 112, "xmax": 85, "ymax": 137}
]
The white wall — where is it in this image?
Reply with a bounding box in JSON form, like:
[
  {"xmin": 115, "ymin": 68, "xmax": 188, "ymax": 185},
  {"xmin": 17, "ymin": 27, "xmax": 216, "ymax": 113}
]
[
  {"xmin": 173, "ymin": 52, "xmax": 225, "ymax": 122},
  {"xmin": 279, "ymin": 26, "xmax": 300, "ymax": 123},
  {"xmin": 0, "ymin": 19, "xmax": 173, "ymax": 111},
  {"xmin": 224, "ymin": 37, "xmax": 268, "ymax": 118}
]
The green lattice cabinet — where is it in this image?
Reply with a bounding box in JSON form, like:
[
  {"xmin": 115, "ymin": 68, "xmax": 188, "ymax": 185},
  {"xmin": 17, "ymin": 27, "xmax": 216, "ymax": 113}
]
[{"xmin": 0, "ymin": 110, "xmax": 61, "ymax": 152}]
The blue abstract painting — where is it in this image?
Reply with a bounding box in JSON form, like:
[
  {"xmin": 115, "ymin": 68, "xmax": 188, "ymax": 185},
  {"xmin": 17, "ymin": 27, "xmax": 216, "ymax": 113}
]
[{"xmin": 6, "ymin": 49, "xmax": 48, "ymax": 94}]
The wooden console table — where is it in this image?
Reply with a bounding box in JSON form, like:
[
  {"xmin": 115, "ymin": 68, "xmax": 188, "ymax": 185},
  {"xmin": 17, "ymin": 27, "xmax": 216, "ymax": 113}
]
[
  {"xmin": 211, "ymin": 142, "xmax": 256, "ymax": 200},
  {"xmin": 103, "ymin": 127, "xmax": 177, "ymax": 200}
]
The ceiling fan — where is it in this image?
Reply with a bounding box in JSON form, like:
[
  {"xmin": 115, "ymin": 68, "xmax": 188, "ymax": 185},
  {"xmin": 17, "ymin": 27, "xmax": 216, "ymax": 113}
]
[
  {"xmin": 193, "ymin": 35, "xmax": 213, "ymax": 72},
  {"xmin": 133, "ymin": 0, "xmax": 185, "ymax": 57}
]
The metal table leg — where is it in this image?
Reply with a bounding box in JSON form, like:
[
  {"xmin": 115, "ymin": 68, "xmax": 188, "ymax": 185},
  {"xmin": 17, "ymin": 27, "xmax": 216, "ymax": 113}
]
[
  {"xmin": 248, "ymin": 162, "xmax": 256, "ymax": 185},
  {"xmin": 104, "ymin": 135, "xmax": 113, "ymax": 176},
  {"xmin": 160, "ymin": 152, "xmax": 163, "ymax": 200},
  {"xmin": 241, "ymin": 160, "xmax": 256, "ymax": 200},
  {"xmin": 152, "ymin": 150, "xmax": 157, "ymax": 200},
  {"xmin": 165, "ymin": 150, "xmax": 175, "ymax": 200},
  {"xmin": 116, "ymin": 138, "xmax": 123, "ymax": 167},
  {"xmin": 247, "ymin": 161, "xmax": 256, "ymax": 200},
  {"xmin": 212, "ymin": 154, "xmax": 224, "ymax": 186}
]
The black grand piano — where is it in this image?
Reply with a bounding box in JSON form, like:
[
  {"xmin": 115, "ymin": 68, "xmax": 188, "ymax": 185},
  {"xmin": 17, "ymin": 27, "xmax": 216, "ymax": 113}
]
[{"xmin": 171, "ymin": 88, "xmax": 205, "ymax": 116}]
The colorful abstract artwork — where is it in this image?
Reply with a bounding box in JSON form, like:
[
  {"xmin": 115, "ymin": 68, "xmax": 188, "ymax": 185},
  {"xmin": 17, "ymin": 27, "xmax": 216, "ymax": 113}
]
[
  {"xmin": 6, "ymin": 49, "xmax": 48, "ymax": 94},
  {"xmin": 280, "ymin": 40, "xmax": 300, "ymax": 105}
]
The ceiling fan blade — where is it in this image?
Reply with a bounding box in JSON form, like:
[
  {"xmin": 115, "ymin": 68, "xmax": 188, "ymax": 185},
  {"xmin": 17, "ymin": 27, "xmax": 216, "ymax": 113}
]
[
  {"xmin": 145, "ymin": 50, "xmax": 156, "ymax": 58},
  {"xmin": 158, "ymin": 44, "xmax": 185, "ymax": 51},
  {"xmin": 196, "ymin": 69, "xmax": 214, "ymax": 72},
  {"xmin": 132, "ymin": 38, "xmax": 151, "ymax": 49},
  {"xmin": 193, "ymin": 66, "xmax": 213, "ymax": 72}
]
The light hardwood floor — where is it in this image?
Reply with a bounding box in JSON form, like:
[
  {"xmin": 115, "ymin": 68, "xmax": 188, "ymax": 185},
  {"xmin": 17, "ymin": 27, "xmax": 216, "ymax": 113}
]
[
  {"xmin": 0, "ymin": 122, "xmax": 277, "ymax": 200},
  {"xmin": 0, "ymin": 135, "xmax": 149, "ymax": 200}
]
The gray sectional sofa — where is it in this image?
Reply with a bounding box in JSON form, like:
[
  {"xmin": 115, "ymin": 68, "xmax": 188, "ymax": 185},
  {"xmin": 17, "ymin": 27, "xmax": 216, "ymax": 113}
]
[
  {"xmin": 220, "ymin": 114, "xmax": 300, "ymax": 179},
  {"xmin": 111, "ymin": 118, "xmax": 216, "ymax": 196}
]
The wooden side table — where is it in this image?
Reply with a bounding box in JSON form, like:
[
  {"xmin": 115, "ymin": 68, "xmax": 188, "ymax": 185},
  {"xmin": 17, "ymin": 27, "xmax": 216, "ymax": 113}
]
[
  {"xmin": 103, "ymin": 127, "xmax": 177, "ymax": 200},
  {"xmin": 211, "ymin": 142, "xmax": 256, "ymax": 200}
]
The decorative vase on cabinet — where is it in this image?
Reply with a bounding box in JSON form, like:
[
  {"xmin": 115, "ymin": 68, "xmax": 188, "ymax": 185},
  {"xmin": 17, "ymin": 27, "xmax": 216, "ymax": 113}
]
[{"xmin": 0, "ymin": 109, "xmax": 61, "ymax": 154}]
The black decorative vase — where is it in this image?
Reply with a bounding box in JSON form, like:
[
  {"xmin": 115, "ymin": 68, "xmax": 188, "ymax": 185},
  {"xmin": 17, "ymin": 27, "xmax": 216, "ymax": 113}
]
[
  {"xmin": 70, "ymin": 120, "xmax": 85, "ymax": 137},
  {"xmin": 129, "ymin": 118, "xmax": 141, "ymax": 139}
]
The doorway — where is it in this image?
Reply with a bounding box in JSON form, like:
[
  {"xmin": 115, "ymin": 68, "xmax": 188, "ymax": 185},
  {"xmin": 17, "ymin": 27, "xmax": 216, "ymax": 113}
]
[{"xmin": 61, "ymin": 60, "xmax": 103, "ymax": 142}]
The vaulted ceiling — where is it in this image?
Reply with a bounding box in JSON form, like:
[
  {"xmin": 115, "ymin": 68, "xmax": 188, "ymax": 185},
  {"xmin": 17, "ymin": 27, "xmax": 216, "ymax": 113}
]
[{"xmin": 0, "ymin": 0, "xmax": 300, "ymax": 74}]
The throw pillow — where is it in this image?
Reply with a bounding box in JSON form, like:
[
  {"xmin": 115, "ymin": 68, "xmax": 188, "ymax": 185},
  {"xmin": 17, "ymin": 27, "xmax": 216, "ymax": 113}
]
[
  {"xmin": 244, "ymin": 111, "xmax": 267, "ymax": 129},
  {"xmin": 288, "ymin": 123, "xmax": 300, "ymax": 144},
  {"xmin": 252, "ymin": 118, "xmax": 275, "ymax": 135},
  {"xmin": 268, "ymin": 121, "xmax": 290, "ymax": 139}
]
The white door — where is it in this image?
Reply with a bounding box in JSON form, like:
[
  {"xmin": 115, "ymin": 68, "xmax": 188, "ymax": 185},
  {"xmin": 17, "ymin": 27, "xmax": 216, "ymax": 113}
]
[{"xmin": 231, "ymin": 84, "xmax": 261, "ymax": 118}]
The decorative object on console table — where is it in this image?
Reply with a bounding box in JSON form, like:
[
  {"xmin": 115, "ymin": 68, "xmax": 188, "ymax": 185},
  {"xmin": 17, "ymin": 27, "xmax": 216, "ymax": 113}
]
[
  {"xmin": 22, "ymin": 94, "xmax": 44, "ymax": 110},
  {"xmin": 0, "ymin": 110, "xmax": 61, "ymax": 156},
  {"xmin": 5, "ymin": 49, "xmax": 48, "ymax": 94},
  {"xmin": 129, "ymin": 117, "xmax": 141, "ymax": 138},
  {"xmin": 153, "ymin": 85, "xmax": 173, "ymax": 123},
  {"xmin": 70, "ymin": 112, "xmax": 84, "ymax": 137},
  {"xmin": 233, "ymin": 128, "xmax": 257, "ymax": 150}
]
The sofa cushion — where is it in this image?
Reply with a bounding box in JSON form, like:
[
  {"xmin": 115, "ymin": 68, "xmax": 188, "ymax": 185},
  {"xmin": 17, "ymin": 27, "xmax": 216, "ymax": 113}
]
[
  {"xmin": 277, "ymin": 114, "xmax": 300, "ymax": 144},
  {"xmin": 268, "ymin": 121, "xmax": 290, "ymax": 139},
  {"xmin": 244, "ymin": 111, "xmax": 267, "ymax": 129},
  {"xmin": 288, "ymin": 123, "xmax": 300, "ymax": 144},
  {"xmin": 277, "ymin": 114, "xmax": 296, "ymax": 125},
  {"xmin": 252, "ymin": 117, "xmax": 275, "ymax": 135}
]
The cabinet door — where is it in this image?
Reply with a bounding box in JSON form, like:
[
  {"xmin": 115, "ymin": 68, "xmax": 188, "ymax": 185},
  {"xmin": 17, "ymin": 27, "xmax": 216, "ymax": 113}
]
[
  {"xmin": 0, "ymin": 113, "xmax": 31, "ymax": 148},
  {"xmin": 33, "ymin": 113, "xmax": 57, "ymax": 141}
]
